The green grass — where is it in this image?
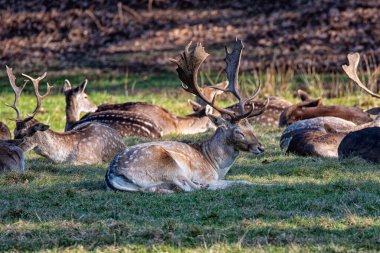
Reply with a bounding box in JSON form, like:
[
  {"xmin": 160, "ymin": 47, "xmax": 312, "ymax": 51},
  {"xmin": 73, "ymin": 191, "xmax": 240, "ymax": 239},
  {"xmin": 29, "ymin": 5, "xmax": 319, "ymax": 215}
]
[{"xmin": 0, "ymin": 72, "xmax": 379, "ymax": 252}]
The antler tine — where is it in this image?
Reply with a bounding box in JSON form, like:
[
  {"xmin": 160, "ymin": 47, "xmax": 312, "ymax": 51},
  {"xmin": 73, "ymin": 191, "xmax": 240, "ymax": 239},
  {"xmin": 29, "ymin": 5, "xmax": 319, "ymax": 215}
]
[
  {"xmin": 22, "ymin": 72, "xmax": 53, "ymax": 117},
  {"xmin": 170, "ymin": 41, "xmax": 236, "ymax": 118},
  {"xmin": 5, "ymin": 66, "xmax": 28, "ymax": 121},
  {"xmin": 224, "ymin": 38, "xmax": 244, "ymax": 108},
  {"xmin": 342, "ymin": 53, "xmax": 380, "ymax": 99}
]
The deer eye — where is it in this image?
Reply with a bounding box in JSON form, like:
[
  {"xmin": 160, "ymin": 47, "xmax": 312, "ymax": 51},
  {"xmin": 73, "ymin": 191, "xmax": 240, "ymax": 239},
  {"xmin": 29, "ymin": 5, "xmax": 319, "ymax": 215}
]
[{"xmin": 234, "ymin": 129, "xmax": 245, "ymax": 138}]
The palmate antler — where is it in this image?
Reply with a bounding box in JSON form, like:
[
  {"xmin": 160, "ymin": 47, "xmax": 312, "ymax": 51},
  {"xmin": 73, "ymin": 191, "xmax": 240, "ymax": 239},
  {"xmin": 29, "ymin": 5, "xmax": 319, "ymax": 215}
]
[
  {"xmin": 342, "ymin": 53, "xmax": 380, "ymax": 99},
  {"xmin": 171, "ymin": 39, "xmax": 268, "ymax": 122},
  {"xmin": 22, "ymin": 72, "xmax": 53, "ymax": 117},
  {"xmin": 5, "ymin": 66, "xmax": 28, "ymax": 121}
]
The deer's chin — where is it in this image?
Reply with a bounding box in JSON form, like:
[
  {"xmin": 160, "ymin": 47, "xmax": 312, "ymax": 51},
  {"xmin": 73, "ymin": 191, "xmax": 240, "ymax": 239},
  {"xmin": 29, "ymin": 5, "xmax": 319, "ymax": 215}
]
[{"xmin": 248, "ymin": 145, "xmax": 265, "ymax": 154}]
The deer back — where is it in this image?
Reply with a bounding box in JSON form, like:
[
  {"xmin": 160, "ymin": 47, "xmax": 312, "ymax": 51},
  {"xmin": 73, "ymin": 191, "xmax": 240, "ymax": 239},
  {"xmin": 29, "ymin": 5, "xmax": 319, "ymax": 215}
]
[
  {"xmin": 279, "ymin": 100, "xmax": 372, "ymax": 126},
  {"xmin": 338, "ymin": 127, "xmax": 380, "ymax": 163},
  {"xmin": 279, "ymin": 116, "xmax": 357, "ymax": 150},
  {"xmin": 71, "ymin": 110, "xmax": 163, "ymax": 138}
]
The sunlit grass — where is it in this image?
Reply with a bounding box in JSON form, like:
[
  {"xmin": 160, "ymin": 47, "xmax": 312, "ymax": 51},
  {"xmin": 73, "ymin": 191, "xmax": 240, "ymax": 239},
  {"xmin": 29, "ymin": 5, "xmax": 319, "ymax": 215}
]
[{"xmin": 0, "ymin": 72, "xmax": 379, "ymax": 252}]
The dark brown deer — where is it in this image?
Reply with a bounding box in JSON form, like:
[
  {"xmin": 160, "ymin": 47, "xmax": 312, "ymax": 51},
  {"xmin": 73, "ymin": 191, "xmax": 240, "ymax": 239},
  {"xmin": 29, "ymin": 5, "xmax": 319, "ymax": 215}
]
[
  {"xmin": 278, "ymin": 90, "xmax": 372, "ymax": 127},
  {"xmin": 105, "ymin": 39, "xmax": 271, "ymax": 193},
  {"xmin": 0, "ymin": 122, "xmax": 11, "ymax": 140},
  {"xmin": 338, "ymin": 53, "xmax": 380, "ymax": 163},
  {"xmin": 6, "ymin": 67, "xmax": 125, "ymax": 165}
]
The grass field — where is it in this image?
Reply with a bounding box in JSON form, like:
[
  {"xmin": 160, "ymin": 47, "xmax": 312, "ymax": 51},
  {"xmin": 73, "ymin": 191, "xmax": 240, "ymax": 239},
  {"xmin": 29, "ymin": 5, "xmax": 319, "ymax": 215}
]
[{"xmin": 0, "ymin": 71, "xmax": 379, "ymax": 252}]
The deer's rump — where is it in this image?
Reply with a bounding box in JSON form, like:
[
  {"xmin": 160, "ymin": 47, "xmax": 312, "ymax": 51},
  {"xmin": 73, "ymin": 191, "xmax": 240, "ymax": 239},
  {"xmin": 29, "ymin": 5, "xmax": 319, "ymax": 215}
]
[
  {"xmin": 338, "ymin": 127, "xmax": 380, "ymax": 163},
  {"xmin": 71, "ymin": 110, "xmax": 163, "ymax": 138}
]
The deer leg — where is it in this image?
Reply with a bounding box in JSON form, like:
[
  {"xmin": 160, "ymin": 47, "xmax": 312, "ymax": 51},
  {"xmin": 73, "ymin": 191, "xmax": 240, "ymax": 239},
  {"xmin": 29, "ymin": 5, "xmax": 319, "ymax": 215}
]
[
  {"xmin": 172, "ymin": 176, "xmax": 205, "ymax": 192},
  {"xmin": 207, "ymin": 180, "xmax": 275, "ymax": 190}
]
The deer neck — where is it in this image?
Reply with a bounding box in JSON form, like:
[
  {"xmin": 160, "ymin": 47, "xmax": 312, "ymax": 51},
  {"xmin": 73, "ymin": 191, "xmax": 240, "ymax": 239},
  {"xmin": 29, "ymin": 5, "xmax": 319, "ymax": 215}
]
[
  {"xmin": 65, "ymin": 100, "xmax": 80, "ymax": 131},
  {"xmin": 175, "ymin": 115, "xmax": 211, "ymax": 135},
  {"xmin": 27, "ymin": 130, "xmax": 74, "ymax": 163},
  {"xmin": 201, "ymin": 128, "xmax": 238, "ymax": 179}
]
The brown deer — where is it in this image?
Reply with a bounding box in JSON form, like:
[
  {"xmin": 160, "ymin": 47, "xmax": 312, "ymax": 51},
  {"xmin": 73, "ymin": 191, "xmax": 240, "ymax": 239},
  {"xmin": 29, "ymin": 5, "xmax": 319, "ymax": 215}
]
[
  {"xmin": 105, "ymin": 39, "xmax": 271, "ymax": 193},
  {"xmin": 6, "ymin": 67, "xmax": 125, "ymax": 165},
  {"xmin": 63, "ymin": 79, "xmax": 98, "ymax": 131},
  {"xmin": 66, "ymin": 81, "xmax": 225, "ymax": 138},
  {"xmin": 0, "ymin": 122, "xmax": 11, "ymax": 140},
  {"xmin": 338, "ymin": 53, "xmax": 380, "ymax": 163},
  {"xmin": 278, "ymin": 89, "xmax": 372, "ymax": 127},
  {"xmin": 281, "ymin": 53, "xmax": 380, "ymax": 158},
  {"xmin": 0, "ymin": 68, "xmax": 25, "ymax": 172}
]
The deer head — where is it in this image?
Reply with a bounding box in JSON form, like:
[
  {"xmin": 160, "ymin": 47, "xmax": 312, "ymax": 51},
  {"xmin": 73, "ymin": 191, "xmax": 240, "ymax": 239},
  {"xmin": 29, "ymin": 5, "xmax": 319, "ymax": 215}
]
[
  {"xmin": 63, "ymin": 79, "xmax": 98, "ymax": 131},
  {"xmin": 5, "ymin": 67, "xmax": 52, "ymax": 149},
  {"xmin": 171, "ymin": 39, "xmax": 268, "ymax": 155}
]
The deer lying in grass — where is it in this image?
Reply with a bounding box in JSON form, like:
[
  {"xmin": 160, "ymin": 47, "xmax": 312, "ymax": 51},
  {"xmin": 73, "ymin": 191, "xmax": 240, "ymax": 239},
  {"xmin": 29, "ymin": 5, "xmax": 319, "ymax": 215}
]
[
  {"xmin": 6, "ymin": 67, "xmax": 125, "ymax": 165},
  {"xmin": 0, "ymin": 122, "xmax": 11, "ymax": 140},
  {"xmin": 278, "ymin": 90, "xmax": 372, "ymax": 127},
  {"xmin": 281, "ymin": 53, "xmax": 380, "ymax": 158},
  {"xmin": 338, "ymin": 53, "xmax": 380, "ymax": 163},
  {"xmin": 65, "ymin": 80, "xmax": 225, "ymax": 138},
  {"xmin": 192, "ymin": 89, "xmax": 315, "ymax": 127},
  {"xmin": 105, "ymin": 39, "xmax": 270, "ymax": 192},
  {"xmin": 0, "ymin": 68, "xmax": 25, "ymax": 172}
]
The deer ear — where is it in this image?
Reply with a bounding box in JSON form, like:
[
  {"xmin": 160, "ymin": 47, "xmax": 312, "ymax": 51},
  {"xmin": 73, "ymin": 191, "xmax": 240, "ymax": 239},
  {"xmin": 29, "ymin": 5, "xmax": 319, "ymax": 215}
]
[
  {"xmin": 213, "ymin": 81, "xmax": 229, "ymax": 96},
  {"xmin": 188, "ymin": 99, "xmax": 203, "ymax": 112},
  {"xmin": 205, "ymin": 105, "xmax": 228, "ymax": 127},
  {"xmin": 324, "ymin": 123, "xmax": 338, "ymax": 133},
  {"xmin": 79, "ymin": 79, "xmax": 88, "ymax": 93},
  {"xmin": 63, "ymin": 79, "xmax": 72, "ymax": 93},
  {"xmin": 299, "ymin": 98, "xmax": 322, "ymax": 108},
  {"xmin": 297, "ymin": 89, "xmax": 313, "ymax": 102}
]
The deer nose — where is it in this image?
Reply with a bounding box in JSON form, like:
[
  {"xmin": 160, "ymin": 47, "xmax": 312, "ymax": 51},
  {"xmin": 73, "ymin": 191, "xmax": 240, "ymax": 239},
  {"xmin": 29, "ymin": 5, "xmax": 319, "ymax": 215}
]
[{"xmin": 257, "ymin": 146, "xmax": 265, "ymax": 153}]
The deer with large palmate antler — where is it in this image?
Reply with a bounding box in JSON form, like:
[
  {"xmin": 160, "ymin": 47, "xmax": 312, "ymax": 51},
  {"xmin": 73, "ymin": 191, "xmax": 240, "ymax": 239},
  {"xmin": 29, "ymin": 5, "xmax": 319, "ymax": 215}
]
[
  {"xmin": 338, "ymin": 53, "xmax": 380, "ymax": 163},
  {"xmin": 64, "ymin": 78, "xmax": 227, "ymax": 137},
  {"xmin": 5, "ymin": 67, "xmax": 125, "ymax": 165},
  {"xmin": 104, "ymin": 39, "xmax": 270, "ymax": 193}
]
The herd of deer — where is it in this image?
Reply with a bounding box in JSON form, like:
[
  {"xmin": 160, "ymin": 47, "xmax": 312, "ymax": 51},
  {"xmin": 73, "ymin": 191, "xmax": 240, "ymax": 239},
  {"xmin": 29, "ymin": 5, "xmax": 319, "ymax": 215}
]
[{"xmin": 0, "ymin": 40, "xmax": 379, "ymax": 193}]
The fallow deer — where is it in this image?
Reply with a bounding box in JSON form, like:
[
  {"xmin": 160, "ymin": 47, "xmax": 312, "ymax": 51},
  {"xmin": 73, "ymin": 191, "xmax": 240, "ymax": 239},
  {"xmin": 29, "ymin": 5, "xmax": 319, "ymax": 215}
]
[
  {"xmin": 0, "ymin": 69, "xmax": 25, "ymax": 172},
  {"xmin": 6, "ymin": 67, "xmax": 125, "ymax": 165},
  {"xmin": 281, "ymin": 53, "xmax": 380, "ymax": 158},
  {"xmin": 66, "ymin": 81, "xmax": 225, "ymax": 137},
  {"xmin": 63, "ymin": 79, "xmax": 98, "ymax": 131},
  {"xmin": 337, "ymin": 53, "xmax": 380, "ymax": 163},
  {"xmin": 105, "ymin": 39, "xmax": 271, "ymax": 193},
  {"xmin": 278, "ymin": 89, "xmax": 372, "ymax": 127},
  {"xmin": 0, "ymin": 121, "xmax": 11, "ymax": 140}
]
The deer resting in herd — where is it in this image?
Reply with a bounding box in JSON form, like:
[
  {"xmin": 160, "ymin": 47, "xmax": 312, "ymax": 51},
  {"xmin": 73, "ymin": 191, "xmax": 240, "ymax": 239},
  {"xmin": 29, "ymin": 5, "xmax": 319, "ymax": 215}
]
[
  {"xmin": 65, "ymin": 80, "xmax": 223, "ymax": 138},
  {"xmin": 338, "ymin": 53, "xmax": 380, "ymax": 163},
  {"xmin": 105, "ymin": 39, "xmax": 271, "ymax": 192},
  {"xmin": 281, "ymin": 53, "xmax": 380, "ymax": 159},
  {"xmin": 5, "ymin": 67, "xmax": 125, "ymax": 165},
  {"xmin": 278, "ymin": 87, "xmax": 373, "ymax": 127}
]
